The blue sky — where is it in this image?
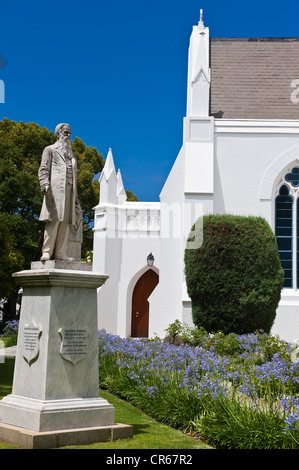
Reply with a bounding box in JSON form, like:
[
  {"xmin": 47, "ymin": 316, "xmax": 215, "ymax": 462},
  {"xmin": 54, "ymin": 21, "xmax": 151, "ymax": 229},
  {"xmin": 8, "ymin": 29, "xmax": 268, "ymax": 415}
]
[{"xmin": 1, "ymin": 0, "xmax": 299, "ymax": 201}]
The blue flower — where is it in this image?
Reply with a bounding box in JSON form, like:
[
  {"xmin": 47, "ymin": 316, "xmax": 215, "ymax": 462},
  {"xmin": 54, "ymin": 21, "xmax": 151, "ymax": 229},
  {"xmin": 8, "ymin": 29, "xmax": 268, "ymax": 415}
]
[
  {"xmin": 146, "ymin": 386, "xmax": 159, "ymax": 397},
  {"xmin": 283, "ymin": 413, "xmax": 299, "ymax": 433}
]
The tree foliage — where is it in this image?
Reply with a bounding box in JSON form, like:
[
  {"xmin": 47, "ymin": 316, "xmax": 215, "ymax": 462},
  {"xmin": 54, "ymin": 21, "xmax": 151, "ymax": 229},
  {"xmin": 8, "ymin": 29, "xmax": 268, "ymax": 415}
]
[
  {"xmin": 0, "ymin": 213, "xmax": 24, "ymax": 300},
  {"xmin": 0, "ymin": 118, "xmax": 104, "ymax": 318},
  {"xmin": 72, "ymin": 136, "xmax": 103, "ymax": 254},
  {"xmin": 184, "ymin": 214, "xmax": 284, "ymax": 335},
  {"xmin": 126, "ymin": 190, "xmax": 138, "ymax": 201}
]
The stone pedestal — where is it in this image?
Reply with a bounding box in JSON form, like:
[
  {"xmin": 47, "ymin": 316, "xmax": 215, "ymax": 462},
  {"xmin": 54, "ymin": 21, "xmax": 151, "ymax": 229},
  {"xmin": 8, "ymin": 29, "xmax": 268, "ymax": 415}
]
[{"xmin": 0, "ymin": 262, "xmax": 133, "ymax": 448}]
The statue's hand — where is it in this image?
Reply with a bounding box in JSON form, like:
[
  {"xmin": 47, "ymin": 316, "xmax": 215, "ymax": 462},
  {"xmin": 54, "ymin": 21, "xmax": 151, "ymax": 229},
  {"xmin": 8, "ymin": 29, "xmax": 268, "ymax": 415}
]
[
  {"xmin": 75, "ymin": 198, "xmax": 82, "ymax": 213},
  {"xmin": 42, "ymin": 185, "xmax": 50, "ymax": 194}
]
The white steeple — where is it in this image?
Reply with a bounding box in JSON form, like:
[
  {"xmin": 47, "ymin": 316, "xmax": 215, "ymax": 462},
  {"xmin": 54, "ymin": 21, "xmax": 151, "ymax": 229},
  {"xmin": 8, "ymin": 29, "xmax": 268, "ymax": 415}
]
[
  {"xmin": 100, "ymin": 148, "xmax": 116, "ymax": 182},
  {"xmin": 99, "ymin": 148, "xmax": 118, "ymax": 204},
  {"xmin": 186, "ymin": 10, "xmax": 210, "ymax": 117}
]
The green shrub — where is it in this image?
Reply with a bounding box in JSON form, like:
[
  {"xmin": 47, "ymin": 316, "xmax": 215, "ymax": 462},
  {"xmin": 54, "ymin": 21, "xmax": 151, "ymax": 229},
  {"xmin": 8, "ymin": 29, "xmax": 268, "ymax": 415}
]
[
  {"xmin": 162, "ymin": 321, "xmax": 297, "ymax": 364},
  {"xmin": 184, "ymin": 214, "xmax": 284, "ymax": 335},
  {"xmin": 163, "ymin": 320, "xmax": 208, "ymax": 347}
]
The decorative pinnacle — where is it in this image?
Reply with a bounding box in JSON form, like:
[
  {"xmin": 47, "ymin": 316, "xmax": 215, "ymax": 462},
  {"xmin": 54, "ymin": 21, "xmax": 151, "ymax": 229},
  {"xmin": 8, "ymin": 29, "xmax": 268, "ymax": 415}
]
[{"xmin": 198, "ymin": 8, "xmax": 205, "ymax": 31}]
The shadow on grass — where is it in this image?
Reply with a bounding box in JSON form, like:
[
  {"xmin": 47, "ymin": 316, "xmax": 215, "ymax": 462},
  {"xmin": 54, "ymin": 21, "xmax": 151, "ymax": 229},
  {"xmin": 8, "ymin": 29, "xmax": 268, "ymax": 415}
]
[{"xmin": 129, "ymin": 424, "xmax": 150, "ymax": 435}]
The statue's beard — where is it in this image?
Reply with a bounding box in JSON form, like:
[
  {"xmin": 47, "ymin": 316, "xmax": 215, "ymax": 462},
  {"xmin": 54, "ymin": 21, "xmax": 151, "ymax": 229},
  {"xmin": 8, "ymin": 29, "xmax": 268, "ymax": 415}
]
[{"xmin": 58, "ymin": 137, "xmax": 72, "ymax": 157}]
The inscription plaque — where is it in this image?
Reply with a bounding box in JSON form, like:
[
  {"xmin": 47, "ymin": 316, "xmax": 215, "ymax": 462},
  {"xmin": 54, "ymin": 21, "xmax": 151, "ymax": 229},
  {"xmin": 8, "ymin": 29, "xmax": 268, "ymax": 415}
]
[
  {"xmin": 23, "ymin": 323, "xmax": 42, "ymax": 365},
  {"xmin": 59, "ymin": 322, "xmax": 88, "ymax": 365}
]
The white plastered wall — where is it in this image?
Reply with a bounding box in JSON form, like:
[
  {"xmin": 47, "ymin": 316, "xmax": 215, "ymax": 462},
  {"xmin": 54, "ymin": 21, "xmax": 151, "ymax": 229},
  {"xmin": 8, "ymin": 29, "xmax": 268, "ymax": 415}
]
[{"xmin": 94, "ymin": 200, "xmax": 161, "ymax": 337}]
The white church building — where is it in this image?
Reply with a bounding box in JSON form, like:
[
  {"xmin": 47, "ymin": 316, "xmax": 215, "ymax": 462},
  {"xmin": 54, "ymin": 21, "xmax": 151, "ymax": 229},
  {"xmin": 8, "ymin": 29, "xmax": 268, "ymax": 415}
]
[{"xmin": 92, "ymin": 14, "xmax": 299, "ymax": 343}]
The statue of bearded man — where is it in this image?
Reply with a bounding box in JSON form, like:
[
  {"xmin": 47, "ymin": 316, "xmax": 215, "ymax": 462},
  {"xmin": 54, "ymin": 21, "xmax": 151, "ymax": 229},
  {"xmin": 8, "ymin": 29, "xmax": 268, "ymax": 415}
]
[{"xmin": 38, "ymin": 123, "xmax": 81, "ymax": 262}]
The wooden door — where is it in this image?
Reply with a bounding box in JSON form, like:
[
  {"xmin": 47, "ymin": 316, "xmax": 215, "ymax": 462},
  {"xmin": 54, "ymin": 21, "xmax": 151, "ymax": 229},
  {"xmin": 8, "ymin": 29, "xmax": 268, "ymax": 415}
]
[{"xmin": 131, "ymin": 269, "xmax": 159, "ymax": 338}]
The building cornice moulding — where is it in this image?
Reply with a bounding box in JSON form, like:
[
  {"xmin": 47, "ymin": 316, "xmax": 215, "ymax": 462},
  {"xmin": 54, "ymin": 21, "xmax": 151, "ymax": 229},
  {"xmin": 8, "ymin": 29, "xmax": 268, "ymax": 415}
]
[{"xmin": 215, "ymin": 119, "xmax": 299, "ymax": 134}]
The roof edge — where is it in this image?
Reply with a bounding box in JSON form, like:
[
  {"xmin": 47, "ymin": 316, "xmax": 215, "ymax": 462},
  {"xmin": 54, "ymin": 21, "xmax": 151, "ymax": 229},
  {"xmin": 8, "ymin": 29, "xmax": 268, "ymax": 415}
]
[{"xmin": 211, "ymin": 37, "xmax": 299, "ymax": 42}]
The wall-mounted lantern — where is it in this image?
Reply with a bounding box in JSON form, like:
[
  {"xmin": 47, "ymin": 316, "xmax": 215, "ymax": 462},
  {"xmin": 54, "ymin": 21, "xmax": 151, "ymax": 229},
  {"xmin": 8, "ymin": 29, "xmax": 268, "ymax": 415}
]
[{"xmin": 147, "ymin": 252, "xmax": 155, "ymax": 267}]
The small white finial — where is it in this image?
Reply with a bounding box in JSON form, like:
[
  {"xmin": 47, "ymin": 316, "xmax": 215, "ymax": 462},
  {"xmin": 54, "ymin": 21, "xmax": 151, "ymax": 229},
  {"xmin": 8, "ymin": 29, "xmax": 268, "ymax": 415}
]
[{"xmin": 198, "ymin": 9, "xmax": 205, "ymax": 30}]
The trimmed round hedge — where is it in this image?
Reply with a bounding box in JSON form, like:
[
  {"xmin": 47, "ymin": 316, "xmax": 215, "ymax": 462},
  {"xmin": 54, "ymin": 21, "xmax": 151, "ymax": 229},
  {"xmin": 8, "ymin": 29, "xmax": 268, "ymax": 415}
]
[{"xmin": 184, "ymin": 214, "xmax": 284, "ymax": 335}]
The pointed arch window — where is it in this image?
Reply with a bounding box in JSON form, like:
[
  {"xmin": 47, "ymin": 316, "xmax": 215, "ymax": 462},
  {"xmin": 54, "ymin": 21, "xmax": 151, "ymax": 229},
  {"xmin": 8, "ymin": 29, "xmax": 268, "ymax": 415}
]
[
  {"xmin": 274, "ymin": 167, "xmax": 299, "ymax": 289},
  {"xmin": 275, "ymin": 184, "xmax": 293, "ymax": 288}
]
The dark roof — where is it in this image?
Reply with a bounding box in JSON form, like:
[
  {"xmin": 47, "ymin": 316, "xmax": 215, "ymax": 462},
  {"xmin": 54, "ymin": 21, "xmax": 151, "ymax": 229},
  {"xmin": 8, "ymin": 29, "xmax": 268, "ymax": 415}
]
[{"xmin": 210, "ymin": 38, "xmax": 299, "ymax": 119}]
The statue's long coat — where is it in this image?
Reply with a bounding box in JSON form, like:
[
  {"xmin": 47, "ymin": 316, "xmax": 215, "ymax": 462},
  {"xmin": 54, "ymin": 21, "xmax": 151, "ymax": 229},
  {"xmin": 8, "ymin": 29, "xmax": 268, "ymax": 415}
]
[{"xmin": 38, "ymin": 142, "xmax": 77, "ymax": 224}]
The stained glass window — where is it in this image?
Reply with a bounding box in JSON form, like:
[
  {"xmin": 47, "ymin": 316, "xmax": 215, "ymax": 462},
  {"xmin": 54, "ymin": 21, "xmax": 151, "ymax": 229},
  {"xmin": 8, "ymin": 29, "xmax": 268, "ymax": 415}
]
[
  {"xmin": 285, "ymin": 167, "xmax": 299, "ymax": 187},
  {"xmin": 275, "ymin": 184, "xmax": 293, "ymax": 288}
]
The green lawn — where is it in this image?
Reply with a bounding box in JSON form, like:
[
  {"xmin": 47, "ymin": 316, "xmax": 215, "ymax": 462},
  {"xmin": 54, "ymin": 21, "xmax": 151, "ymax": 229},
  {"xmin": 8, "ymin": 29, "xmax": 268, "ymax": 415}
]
[{"xmin": 0, "ymin": 358, "xmax": 212, "ymax": 450}]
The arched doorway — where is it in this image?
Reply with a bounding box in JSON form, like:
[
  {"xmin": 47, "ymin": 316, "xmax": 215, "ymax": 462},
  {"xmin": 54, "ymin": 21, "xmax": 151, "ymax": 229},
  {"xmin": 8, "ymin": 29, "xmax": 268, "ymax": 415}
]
[{"xmin": 131, "ymin": 269, "xmax": 159, "ymax": 338}]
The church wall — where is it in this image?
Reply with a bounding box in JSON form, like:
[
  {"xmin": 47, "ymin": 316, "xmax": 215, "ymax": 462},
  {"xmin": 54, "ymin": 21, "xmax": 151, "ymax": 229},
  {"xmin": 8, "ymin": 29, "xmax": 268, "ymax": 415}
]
[
  {"xmin": 148, "ymin": 147, "xmax": 187, "ymax": 338},
  {"xmin": 117, "ymin": 234, "xmax": 160, "ymax": 338},
  {"xmin": 93, "ymin": 228, "xmax": 121, "ymax": 335},
  {"xmin": 94, "ymin": 199, "xmax": 161, "ymax": 337},
  {"xmin": 214, "ymin": 123, "xmax": 299, "ymax": 225}
]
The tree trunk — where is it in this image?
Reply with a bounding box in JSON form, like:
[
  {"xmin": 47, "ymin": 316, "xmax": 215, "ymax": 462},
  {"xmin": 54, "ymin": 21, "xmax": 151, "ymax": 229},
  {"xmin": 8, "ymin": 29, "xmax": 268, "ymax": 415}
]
[{"xmin": 4, "ymin": 286, "xmax": 20, "ymax": 322}]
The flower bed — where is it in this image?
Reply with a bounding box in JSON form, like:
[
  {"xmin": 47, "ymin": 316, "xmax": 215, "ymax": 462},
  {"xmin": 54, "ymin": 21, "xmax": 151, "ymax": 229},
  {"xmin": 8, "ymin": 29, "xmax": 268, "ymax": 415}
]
[
  {"xmin": 98, "ymin": 327, "xmax": 299, "ymax": 449},
  {"xmin": 0, "ymin": 320, "xmax": 19, "ymax": 347}
]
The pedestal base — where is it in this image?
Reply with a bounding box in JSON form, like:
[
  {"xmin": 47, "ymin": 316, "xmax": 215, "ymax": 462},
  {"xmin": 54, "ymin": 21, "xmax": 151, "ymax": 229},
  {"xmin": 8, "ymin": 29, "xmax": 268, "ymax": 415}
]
[
  {"xmin": 0, "ymin": 394, "xmax": 114, "ymax": 432},
  {"xmin": 31, "ymin": 260, "xmax": 92, "ymax": 271},
  {"xmin": 0, "ymin": 421, "xmax": 133, "ymax": 449},
  {"xmin": 0, "ymin": 265, "xmax": 133, "ymax": 448}
]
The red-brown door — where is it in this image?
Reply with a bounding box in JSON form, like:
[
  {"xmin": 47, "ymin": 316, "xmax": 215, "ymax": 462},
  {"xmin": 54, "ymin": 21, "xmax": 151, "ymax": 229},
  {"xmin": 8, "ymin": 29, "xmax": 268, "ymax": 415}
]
[{"xmin": 131, "ymin": 269, "xmax": 159, "ymax": 338}]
